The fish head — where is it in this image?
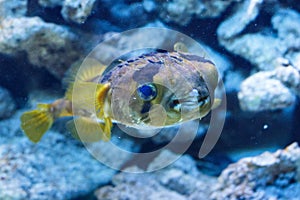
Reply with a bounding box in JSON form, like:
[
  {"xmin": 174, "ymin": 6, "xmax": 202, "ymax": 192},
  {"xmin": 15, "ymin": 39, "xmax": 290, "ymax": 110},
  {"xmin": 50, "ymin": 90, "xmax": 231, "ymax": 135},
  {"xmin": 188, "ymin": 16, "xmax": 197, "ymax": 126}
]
[{"xmin": 110, "ymin": 53, "xmax": 218, "ymax": 128}]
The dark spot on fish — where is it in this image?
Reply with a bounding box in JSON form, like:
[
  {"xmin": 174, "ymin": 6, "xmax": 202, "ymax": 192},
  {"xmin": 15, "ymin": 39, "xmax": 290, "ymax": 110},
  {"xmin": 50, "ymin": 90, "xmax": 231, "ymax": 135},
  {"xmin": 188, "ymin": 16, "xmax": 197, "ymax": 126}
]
[
  {"xmin": 195, "ymin": 77, "xmax": 210, "ymax": 101},
  {"xmin": 132, "ymin": 62, "xmax": 161, "ymax": 84},
  {"xmin": 170, "ymin": 55, "xmax": 183, "ymax": 62},
  {"xmin": 141, "ymin": 102, "xmax": 151, "ymax": 114},
  {"xmin": 147, "ymin": 59, "xmax": 164, "ymax": 65},
  {"xmin": 127, "ymin": 59, "xmax": 136, "ymax": 63},
  {"xmin": 100, "ymin": 71, "xmax": 112, "ymax": 83},
  {"xmin": 179, "ymin": 53, "xmax": 215, "ymax": 65},
  {"xmin": 116, "ymin": 64, "xmax": 125, "ymax": 68},
  {"xmin": 156, "ymin": 49, "xmax": 168, "ymax": 53}
]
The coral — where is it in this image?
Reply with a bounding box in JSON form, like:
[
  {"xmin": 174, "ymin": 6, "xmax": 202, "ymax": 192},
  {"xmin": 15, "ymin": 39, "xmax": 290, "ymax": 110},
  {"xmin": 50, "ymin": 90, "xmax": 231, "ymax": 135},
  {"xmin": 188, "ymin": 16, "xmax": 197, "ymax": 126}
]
[
  {"xmin": 0, "ymin": 87, "xmax": 16, "ymax": 119},
  {"xmin": 0, "ymin": 17, "xmax": 82, "ymax": 78},
  {"xmin": 211, "ymin": 142, "xmax": 300, "ymax": 200}
]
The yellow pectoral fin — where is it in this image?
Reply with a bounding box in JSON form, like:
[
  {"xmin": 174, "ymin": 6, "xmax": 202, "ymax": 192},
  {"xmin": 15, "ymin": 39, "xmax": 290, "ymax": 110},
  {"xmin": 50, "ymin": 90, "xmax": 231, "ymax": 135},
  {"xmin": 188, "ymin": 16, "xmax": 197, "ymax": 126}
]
[
  {"xmin": 20, "ymin": 106, "xmax": 54, "ymax": 143},
  {"xmin": 66, "ymin": 117, "xmax": 112, "ymax": 142},
  {"xmin": 211, "ymin": 98, "xmax": 221, "ymax": 110},
  {"xmin": 100, "ymin": 117, "xmax": 112, "ymax": 141},
  {"xmin": 95, "ymin": 83, "xmax": 110, "ymax": 117}
]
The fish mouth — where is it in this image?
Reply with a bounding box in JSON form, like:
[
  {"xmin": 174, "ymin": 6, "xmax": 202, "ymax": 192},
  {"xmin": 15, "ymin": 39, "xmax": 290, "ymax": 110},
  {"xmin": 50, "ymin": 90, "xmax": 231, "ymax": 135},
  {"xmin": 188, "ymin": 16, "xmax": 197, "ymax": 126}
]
[{"xmin": 169, "ymin": 89, "xmax": 211, "ymax": 113}]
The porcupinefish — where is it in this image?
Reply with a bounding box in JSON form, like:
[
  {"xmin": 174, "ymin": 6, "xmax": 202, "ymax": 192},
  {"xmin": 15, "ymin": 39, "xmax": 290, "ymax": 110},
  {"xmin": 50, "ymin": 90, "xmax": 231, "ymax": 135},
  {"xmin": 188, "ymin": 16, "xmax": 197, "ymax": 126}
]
[{"xmin": 20, "ymin": 43, "xmax": 220, "ymax": 143}]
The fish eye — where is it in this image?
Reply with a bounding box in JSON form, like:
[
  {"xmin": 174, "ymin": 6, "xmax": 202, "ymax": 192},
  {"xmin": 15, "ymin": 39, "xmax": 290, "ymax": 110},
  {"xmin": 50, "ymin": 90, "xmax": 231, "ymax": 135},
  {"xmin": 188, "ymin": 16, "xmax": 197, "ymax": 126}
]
[{"xmin": 137, "ymin": 83, "xmax": 157, "ymax": 101}]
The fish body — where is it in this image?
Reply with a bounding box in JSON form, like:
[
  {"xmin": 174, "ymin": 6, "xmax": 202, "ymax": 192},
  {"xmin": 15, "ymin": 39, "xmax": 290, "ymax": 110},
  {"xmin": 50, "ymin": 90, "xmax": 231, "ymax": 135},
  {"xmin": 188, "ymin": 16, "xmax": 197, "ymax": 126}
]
[{"xmin": 20, "ymin": 44, "xmax": 220, "ymax": 143}]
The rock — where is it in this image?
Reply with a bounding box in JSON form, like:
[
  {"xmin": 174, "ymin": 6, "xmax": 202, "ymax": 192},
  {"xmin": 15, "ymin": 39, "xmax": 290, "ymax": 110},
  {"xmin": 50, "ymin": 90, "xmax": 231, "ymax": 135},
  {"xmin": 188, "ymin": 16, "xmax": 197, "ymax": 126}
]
[
  {"xmin": 238, "ymin": 66, "xmax": 299, "ymax": 111},
  {"xmin": 96, "ymin": 168, "xmax": 187, "ymax": 200},
  {"xmin": 239, "ymin": 77, "xmax": 294, "ymax": 111},
  {"xmin": 287, "ymin": 51, "xmax": 300, "ymax": 71},
  {"xmin": 142, "ymin": 0, "xmax": 157, "ymax": 13},
  {"xmin": 0, "ymin": 110, "xmax": 116, "ymax": 200},
  {"xmin": 150, "ymin": 123, "xmax": 208, "ymax": 144},
  {"xmin": 109, "ymin": 2, "xmax": 150, "ymax": 27},
  {"xmin": 274, "ymin": 66, "xmax": 300, "ymax": 96},
  {"xmin": 211, "ymin": 142, "xmax": 300, "ymax": 200},
  {"xmin": 95, "ymin": 150, "xmax": 217, "ymax": 200},
  {"xmin": 217, "ymin": 0, "xmax": 263, "ymax": 40},
  {"xmin": 0, "ymin": 17, "xmax": 82, "ymax": 78},
  {"xmin": 272, "ymin": 9, "xmax": 300, "ymax": 49},
  {"xmin": 0, "ymin": 87, "xmax": 16, "ymax": 119},
  {"xmin": 61, "ymin": 0, "xmax": 97, "ymax": 24},
  {"xmin": 39, "ymin": 0, "xmax": 97, "ymax": 24},
  {"xmin": 85, "ymin": 127, "xmax": 142, "ymax": 170},
  {"xmin": 38, "ymin": 0, "xmax": 62, "ymax": 8},
  {"xmin": 158, "ymin": 0, "xmax": 237, "ymax": 26},
  {"xmin": 220, "ymin": 34, "xmax": 285, "ymax": 71},
  {"xmin": 217, "ymin": 1, "xmax": 292, "ymax": 71},
  {"xmin": 0, "ymin": 0, "xmax": 27, "ymax": 18}
]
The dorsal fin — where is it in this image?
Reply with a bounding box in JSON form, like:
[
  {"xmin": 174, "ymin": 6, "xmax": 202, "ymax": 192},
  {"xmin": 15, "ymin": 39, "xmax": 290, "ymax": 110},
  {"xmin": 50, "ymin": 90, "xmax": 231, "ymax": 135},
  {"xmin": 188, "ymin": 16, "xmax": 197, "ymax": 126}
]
[
  {"xmin": 174, "ymin": 42, "xmax": 188, "ymax": 53},
  {"xmin": 63, "ymin": 58, "xmax": 107, "ymax": 88}
]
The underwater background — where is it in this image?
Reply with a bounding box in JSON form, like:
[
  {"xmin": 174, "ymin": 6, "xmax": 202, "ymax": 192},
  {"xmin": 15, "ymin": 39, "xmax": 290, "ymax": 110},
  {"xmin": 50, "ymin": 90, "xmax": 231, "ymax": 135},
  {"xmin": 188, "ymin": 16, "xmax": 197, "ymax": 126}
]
[{"xmin": 0, "ymin": 0, "xmax": 300, "ymax": 199}]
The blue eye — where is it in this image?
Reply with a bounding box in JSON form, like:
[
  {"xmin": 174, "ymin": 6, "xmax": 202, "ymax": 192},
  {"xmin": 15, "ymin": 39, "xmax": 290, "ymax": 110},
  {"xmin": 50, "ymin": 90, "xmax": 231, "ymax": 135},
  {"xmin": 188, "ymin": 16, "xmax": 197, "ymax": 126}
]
[{"xmin": 137, "ymin": 83, "xmax": 157, "ymax": 101}]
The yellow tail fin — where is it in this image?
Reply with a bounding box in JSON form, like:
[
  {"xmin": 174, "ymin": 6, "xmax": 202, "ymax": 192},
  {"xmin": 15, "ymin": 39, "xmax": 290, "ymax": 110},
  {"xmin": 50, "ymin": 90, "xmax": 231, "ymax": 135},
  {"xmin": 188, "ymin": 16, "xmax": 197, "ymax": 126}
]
[{"xmin": 20, "ymin": 104, "xmax": 54, "ymax": 143}]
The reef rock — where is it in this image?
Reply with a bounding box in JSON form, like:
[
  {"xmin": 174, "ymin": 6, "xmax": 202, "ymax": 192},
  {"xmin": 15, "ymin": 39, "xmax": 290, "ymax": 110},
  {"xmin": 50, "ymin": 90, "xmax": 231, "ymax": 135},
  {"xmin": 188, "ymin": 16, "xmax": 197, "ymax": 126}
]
[
  {"xmin": 218, "ymin": 3, "xmax": 300, "ymax": 111},
  {"xmin": 38, "ymin": 0, "xmax": 62, "ymax": 8},
  {"xmin": 95, "ymin": 150, "xmax": 217, "ymax": 200},
  {"xmin": 0, "ymin": 0, "xmax": 27, "ymax": 18},
  {"xmin": 0, "ymin": 86, "xmax": 16, "ymax": 119},
  {"xmin": 211, "ymin": 142, "xmax": 300, "ymax": 200},
  {"xmin": 217, "ymin": 0, "xmax": 286, "ymax": 71},
  {"xmin": 85, "ymin": 128, "xmax": 141, "ymax": 170},
  {"xmin": 0, "ymin": 17, "xmax": 82, "ymax": 78},
  {"xmin": 61, "ymin": 0, "xmax": 97, "ymax": 24},
  {"xmin": 217, "ymin": 0, "xmax": 263, "ymax": 40},
  {"xmin": 39, "ymin": 0, "xmax": 97, "ymax": 24},
  {"xmin": 218, "ymin": 4, "xmax": 300, "ymax": 72},
  {"xmin": 0, "ymin": 111, "xmax": 116, "ymax": 200},
  {"xmin": 221, "ymin": 34, "xmax": 285, "ymax": 71},
  {"xmin": 238, "ymin": 66, "xmax": 299, "ymax": 111},
  {"xmin": 158, "ymin": 0, "xmax": 237, "ymax": 26},
  {"xmin": 110, "ymin": 2, "xmax": 149, "ymax": 27},
  {"xmin": 272, "ymin": 9, "xmax": 300, "ymax": 50}
]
